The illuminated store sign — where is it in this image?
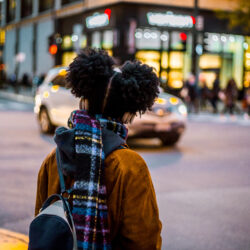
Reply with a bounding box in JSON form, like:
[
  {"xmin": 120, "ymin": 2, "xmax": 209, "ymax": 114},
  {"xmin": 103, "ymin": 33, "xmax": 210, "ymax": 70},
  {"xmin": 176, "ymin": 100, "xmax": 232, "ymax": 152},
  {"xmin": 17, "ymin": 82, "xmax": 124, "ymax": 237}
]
[
  {"xmin": 86, "ymin": 13, "xmax": 109, "ymax": 29},
  {"xmin": 147, "ymin": 12, "xmax": 195, "ymax": 28}
]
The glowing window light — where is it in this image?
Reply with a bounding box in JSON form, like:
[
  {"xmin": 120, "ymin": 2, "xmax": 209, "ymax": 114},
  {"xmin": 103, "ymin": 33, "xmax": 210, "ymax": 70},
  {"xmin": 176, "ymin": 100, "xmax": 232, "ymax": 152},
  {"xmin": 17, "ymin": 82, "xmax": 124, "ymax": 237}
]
[
  {"xmin": 246, "ymin": 60, "xmax": 250, "ymax": 67},
  {"xmin": 246, "ymin": 53, "xmax": 250, "ymax": 59},
  {"xmin": 62, "ymin": 35, "xmax": 72, "ymax": 49},
  {"xmin": 147, "ymin": 11, "xmax": 194, "ymax": 28},
  {"xmin": 86, "ymin": 12, "xmax": 109, "ymax": 29}
]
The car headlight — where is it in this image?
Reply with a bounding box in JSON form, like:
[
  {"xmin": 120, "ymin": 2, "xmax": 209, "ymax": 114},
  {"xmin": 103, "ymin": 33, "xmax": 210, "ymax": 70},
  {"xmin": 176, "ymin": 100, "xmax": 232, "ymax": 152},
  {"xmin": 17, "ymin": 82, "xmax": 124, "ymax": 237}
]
[
  {"xmin": 178, "ymin": 104, "xmax": 187, "ymax": 116},
  {"xmin": 169, "ymin": 97, "xmax": 179, "ymax": 105}
]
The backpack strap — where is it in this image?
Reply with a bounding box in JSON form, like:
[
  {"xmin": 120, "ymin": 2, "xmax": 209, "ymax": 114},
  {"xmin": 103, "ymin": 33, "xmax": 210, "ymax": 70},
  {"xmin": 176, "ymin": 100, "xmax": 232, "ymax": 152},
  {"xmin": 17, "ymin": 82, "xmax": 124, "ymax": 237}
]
[
  {"xmin": 117, "ymin": 144, "xmax": 129, "ymax": 150},
  {"xmin": 56, "ymin": 148, "xmax": 67, "ymax": 194}
]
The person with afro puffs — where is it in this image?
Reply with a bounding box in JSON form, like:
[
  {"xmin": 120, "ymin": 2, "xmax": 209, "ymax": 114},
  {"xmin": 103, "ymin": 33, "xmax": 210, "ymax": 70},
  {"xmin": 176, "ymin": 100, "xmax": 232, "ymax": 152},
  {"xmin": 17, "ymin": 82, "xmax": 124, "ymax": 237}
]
[{"xmin": 35, "ymin": 48, "xmax": 162, "ymax": 250}]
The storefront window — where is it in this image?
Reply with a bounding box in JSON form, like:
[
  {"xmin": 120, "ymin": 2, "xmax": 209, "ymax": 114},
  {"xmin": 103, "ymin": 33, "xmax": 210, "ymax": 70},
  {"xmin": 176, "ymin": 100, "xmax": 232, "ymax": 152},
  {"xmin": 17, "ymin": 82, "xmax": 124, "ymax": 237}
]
[
  {"xmin": 161, "ymin": 52, "xmax": 168, "ymax": 69},
  {"xmin": 199, "ymin": 54, "xmax": 221, "ymax": 69},
  {"xmin": 135, "ymin": 50, "xmax": 160, "ymax": 74},
  {"xmin": 91, "ymin": 31, "xmax": 101, "ymax": 49},
  {"xmin": 6, "ymin": 0, "xmax": 16, "ymax": 23},
  {"xmin": 103, "ymin": 30, "xmax": 113, "ymax": 49},
  {"xmin": 135, "ymin": 29, "xmax": 161, "ymax": 50},
  {"xmin": 62, "ymin": 52, "xmax": 77, "ymax": 66},
  {"xmin": 244, "ymin": 37, "xmax": 250, "ymax": 88},
  {"xmin": 168, "ymin": 71, "xmax": 183, "ymax": 88},
  {"xmin": 39, "ymin": 0, "xmax": 53, "ymax": 13},
  {"xmin": 21, "ymin": 0, "xmax": 33, "ymax": 18},
  {"xmin": 170, "ymin": 52, "xmax": 183, "ymax": 69}
]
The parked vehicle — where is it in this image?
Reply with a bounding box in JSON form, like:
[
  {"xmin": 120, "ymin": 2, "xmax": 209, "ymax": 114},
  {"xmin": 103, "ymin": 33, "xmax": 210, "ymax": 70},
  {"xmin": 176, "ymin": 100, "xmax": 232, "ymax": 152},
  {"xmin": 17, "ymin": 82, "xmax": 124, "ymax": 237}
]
[{"xmin": 34, "ymin": 67, "xmax": 187, "ymax": 145}]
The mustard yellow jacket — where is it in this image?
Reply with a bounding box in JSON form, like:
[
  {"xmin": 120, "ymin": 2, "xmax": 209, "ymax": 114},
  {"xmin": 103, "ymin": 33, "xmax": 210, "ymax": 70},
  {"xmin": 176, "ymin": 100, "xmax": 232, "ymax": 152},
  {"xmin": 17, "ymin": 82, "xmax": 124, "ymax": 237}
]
[{"xmin": 35, "ymin": 147, "xmax": 162, "ymax": 250}]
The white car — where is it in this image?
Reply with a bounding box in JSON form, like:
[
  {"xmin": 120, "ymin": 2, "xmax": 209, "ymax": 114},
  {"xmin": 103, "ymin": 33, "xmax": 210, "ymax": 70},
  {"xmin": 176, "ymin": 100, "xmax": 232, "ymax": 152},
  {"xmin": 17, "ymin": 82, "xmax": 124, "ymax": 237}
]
[{"xmin": 34, "ymin": 67, "xmax": 187, "ymax": 145}]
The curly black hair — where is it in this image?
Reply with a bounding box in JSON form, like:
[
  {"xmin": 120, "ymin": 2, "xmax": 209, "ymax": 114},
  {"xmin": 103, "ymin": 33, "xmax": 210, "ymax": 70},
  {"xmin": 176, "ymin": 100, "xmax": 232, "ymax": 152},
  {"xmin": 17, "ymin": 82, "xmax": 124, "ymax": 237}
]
[{"xmin": 66, "ymin": 48, "xmax": 159, "ymax": 119}]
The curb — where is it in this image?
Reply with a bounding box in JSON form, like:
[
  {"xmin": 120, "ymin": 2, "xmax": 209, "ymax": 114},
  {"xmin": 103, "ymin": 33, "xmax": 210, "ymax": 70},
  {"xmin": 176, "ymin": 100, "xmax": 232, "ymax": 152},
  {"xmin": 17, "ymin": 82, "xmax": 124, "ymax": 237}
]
[
  {"xmin": 0, "ymin": 91, "xmax": 34, "ymax": 104},
  {"xmin": 0, "ymin": 228, "xmax": 28, "ymax": 250}
]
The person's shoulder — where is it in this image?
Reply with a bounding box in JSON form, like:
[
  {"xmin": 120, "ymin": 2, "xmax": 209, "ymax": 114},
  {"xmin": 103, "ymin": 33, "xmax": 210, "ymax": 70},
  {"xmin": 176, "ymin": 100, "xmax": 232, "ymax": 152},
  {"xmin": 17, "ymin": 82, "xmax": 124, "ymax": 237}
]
[
  {"xmin": 45, "ymin": 148, "xmax": 56, "ymax": 162},
  {"xmin": 40, "ymin": 148, "xmax": 56, "ymax": 171},
  {"xmin": 106, "ymin": 148, "xmax": 149, "ymax": 175}
]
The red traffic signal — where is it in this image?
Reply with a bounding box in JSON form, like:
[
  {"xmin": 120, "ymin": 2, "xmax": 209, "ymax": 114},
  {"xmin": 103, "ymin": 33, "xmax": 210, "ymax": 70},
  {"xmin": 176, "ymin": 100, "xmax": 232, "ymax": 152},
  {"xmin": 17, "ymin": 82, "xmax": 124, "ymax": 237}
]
[
  {"xmin": 180, "ymin": 32, "xmax": 187, "ymax": 41},
  {"xmin": 49, "ymin": 44, "xmax": 58, "ymax": 55}
]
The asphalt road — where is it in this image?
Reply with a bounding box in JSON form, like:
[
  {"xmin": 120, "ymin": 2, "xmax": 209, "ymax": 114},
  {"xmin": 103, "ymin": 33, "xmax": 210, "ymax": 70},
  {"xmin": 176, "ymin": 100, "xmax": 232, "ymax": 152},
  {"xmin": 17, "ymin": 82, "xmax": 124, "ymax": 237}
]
[{"xmin": 0, "ymin": 98, "xmax": 250, "ymax": 250}]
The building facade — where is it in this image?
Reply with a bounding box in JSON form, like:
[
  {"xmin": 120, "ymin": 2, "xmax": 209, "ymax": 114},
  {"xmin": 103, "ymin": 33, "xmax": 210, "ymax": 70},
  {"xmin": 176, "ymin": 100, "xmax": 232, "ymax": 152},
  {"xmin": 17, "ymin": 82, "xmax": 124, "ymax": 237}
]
[{"xmin": 0, "ymin": 0, "xmax": 249, "ymax": 91}]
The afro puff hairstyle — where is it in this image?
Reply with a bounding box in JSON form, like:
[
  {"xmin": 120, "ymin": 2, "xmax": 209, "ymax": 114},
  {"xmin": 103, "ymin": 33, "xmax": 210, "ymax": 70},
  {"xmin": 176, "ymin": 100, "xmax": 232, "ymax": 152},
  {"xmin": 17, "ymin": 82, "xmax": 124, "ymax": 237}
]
[{"xmin": 66, "ymin": 48, "xmax": 160, "ymax": 119}]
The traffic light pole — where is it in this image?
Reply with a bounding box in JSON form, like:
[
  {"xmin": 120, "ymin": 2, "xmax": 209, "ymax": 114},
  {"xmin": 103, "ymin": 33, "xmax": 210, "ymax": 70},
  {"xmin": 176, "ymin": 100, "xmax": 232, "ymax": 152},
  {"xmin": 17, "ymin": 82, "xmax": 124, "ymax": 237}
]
[{"xmin": 191, "ymin": 0, "xmax": 199, "ymax": 84}]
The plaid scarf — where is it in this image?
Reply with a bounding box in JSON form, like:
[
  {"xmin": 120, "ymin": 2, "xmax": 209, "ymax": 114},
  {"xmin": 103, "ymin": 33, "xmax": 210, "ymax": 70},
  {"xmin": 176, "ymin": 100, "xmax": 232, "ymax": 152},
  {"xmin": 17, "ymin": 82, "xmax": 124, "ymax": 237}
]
[{"xmin": 68, "ymin": 110, "xmax": 128, "ymax": 250}]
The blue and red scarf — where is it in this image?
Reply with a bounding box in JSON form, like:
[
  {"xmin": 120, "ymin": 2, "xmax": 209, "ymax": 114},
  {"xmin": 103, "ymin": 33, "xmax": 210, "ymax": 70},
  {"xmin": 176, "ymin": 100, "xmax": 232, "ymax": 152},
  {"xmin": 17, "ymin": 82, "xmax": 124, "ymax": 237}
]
[{"xmin": 68, "ymin": 110, "xmax": 128, "ymax": 250}]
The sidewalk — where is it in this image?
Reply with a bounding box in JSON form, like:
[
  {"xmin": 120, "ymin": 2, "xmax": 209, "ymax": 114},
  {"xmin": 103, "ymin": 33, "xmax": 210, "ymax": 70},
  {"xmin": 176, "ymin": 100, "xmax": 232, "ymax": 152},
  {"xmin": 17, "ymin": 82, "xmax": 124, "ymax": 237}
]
[
  {"xmin": 188, "ymin": 112, "xmax": 250, "ymax": 126},
  {"xmin": 0, "ymin": 229, "xmax": 28, "ymax": 250},
  {"xmin": 0, "ymin": 86, "xmax": 34, "ymax": 104}
]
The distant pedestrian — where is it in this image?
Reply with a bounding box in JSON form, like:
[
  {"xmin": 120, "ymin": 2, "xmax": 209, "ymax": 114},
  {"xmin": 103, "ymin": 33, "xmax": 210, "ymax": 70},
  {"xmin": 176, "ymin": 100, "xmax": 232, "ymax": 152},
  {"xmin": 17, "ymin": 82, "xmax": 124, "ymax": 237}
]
[
  {"xmin": 223, "ymin": 78, "xmax": 238, "ymax": 115},
  {"xmin": 245, "ymin": 87, "xmax": 250, "ymax": 117},
  {"xmin": 210, "ymin": 74, "xmax": 221, "ymax": 113},
  {"xmin": 21, "ymin": 73, "xmax": 31, "ymax": 87},
  {"xmin": 34, "ymin": 48, "xmax": 162, "ymax": 249},
  {"xmin": 199, "ymin": 78, "xmax": 211, "ymax": 111},
  {"xmin": 9, "ymin": 73, "xmax": 19, "ymax": 93},
  {"xmin": 184, "ymin": 74, "xmax": 199, "ymax": 113}
]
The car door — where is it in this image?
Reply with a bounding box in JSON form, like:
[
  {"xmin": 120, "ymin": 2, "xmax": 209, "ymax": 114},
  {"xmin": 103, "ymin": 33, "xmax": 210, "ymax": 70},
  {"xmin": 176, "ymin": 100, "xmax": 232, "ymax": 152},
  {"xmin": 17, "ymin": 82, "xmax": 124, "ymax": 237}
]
[{"xmin": 49, "ymin": 73, "xmax": 79, "ymax": 127}]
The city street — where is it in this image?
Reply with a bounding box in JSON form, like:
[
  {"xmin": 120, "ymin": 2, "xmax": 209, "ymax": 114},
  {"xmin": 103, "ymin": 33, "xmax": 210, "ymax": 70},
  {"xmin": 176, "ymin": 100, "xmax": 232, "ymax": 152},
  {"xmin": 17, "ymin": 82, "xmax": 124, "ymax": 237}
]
[{"xmin": 0, "ymin": 99, "xmax": 250, "ymax": 250}]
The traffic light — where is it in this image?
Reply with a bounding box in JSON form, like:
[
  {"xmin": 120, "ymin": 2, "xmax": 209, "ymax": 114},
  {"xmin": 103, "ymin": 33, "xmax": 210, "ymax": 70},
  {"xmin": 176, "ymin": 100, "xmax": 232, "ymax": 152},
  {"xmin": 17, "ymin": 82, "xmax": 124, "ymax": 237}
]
[
  {"xmin": 48, "ymin": 34, "xmax": 62, "ymax": 55},
  {"xmin": 179, "ymin": 32, "xmax": 187, "ymax": 51}
]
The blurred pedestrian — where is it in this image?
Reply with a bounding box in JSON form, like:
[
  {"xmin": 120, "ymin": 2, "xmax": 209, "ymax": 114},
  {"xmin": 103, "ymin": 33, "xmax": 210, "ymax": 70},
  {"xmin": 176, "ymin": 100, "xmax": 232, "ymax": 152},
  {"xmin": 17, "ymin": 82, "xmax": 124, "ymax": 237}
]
[
  {"xmin": 222, "ymin": 78, "xmax": 238, "ymax": 115},
  {"xmin": 34, "ymin": 48, "xmax": 162, "ymax": 249},
  {"xmin": 245, "ymin": 87, "xmax": 250, "ymax": 118},
  {"xmin": 199, "ymin": 78, "xmax": 211, "ymax": 111},
  {"xmin": 9, "ymin": 73, "xmax": 19, "ymax": 93},
  {"xmin": 210, "ymin": 74, "xmax": 221, "ymax": 113},
  {"xmin": 184, "ymin": 74, "xmax": 199, "ymax": 113},
  {"xmin": 21, "ymin": 73, "xmax": 31, "ymax": 88}
]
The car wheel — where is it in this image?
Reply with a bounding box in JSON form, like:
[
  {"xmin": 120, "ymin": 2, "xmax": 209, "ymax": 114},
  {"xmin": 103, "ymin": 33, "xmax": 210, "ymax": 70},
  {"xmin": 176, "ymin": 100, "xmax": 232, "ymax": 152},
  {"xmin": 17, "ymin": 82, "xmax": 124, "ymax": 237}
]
[
  {"xmin": 39, "ymin": 108, "xmax": 55, "ymax": 134},
  {"xmin": 160, "ymin": 133, "xmax": 181, "ymax": 146}
]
